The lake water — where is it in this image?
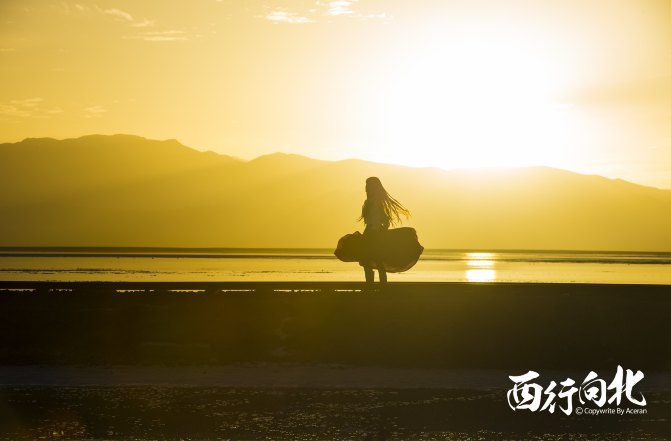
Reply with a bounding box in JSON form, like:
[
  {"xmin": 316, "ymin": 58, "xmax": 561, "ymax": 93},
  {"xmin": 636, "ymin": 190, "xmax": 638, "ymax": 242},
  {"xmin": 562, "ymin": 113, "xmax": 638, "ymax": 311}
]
[{"xmin": 1, "ymin": 249, "xmax": 669, "ymax": 284}]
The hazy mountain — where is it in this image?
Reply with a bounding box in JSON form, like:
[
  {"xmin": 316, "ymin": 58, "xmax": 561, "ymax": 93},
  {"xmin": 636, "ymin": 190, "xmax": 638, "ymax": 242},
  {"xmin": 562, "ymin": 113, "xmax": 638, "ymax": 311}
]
[{"xmin": 1, "ymin": 134, "xmax": 671, "ymax": 251}]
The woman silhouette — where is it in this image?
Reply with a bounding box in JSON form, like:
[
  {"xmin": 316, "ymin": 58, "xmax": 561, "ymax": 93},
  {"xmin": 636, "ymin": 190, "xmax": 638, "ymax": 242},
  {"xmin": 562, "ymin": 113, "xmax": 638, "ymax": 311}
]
[{"xmin": 359, "ymin": 177, "xmax": 410, "ymax": 283}]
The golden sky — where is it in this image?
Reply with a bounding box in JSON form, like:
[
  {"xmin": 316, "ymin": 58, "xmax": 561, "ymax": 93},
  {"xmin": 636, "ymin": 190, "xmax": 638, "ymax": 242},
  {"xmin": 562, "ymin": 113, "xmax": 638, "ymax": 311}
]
[{"xmin": 1, "ymin": 0, "xmax": 671, "ymax": 188}]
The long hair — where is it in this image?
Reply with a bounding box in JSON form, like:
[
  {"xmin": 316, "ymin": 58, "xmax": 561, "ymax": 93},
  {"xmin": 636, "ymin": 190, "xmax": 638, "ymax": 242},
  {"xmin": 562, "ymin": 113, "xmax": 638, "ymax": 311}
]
[{"xmin": 359, "ymin": 177, "xmax": 410, "ymax": 227}]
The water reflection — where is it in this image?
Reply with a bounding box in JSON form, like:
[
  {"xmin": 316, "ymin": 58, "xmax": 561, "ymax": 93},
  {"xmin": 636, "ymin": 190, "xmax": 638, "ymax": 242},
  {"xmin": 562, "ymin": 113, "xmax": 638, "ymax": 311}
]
[
  {"xmin": 467, "ymin": 260, "xmax": 494, "ymax": 268},
  {"xmin": 466, "ymin": 269, "xmax": 497, "ymax": 282},
  {"xmin": 465, "ymin": 252, "xmax": 497, "ymax": 282},
  {"xmin": 466, "ymin": 252, "xmax": 494, "ymax": 260}
]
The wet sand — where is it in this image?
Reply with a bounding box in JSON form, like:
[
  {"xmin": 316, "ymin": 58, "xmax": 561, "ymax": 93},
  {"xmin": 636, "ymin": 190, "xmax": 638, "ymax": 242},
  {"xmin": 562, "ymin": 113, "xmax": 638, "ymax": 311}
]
[
  {"xmin": 0, "ymin": 281, "xmax": 669, "ymax": 439},
  {"xmin": 0, "ymin": 365, "xmax": 670, "ymax": 391},
  {"xmin": 0, "ymin": 281, "xmax": 668, "ymax": 369},
  {"xmin": 1, "ymin": 379, "xmax": 669, "ymax": 440}
]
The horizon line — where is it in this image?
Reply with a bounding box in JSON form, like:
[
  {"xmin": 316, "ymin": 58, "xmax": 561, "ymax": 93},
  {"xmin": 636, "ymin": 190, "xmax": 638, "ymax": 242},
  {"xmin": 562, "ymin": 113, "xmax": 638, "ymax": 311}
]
[{"xmin": 1, "ymin": 246, "xmax": 670, "ymax": 255}]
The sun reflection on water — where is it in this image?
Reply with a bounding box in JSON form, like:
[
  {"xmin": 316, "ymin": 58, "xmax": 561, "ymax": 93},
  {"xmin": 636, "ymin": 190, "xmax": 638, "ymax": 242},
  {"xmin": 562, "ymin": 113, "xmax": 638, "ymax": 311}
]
[
  {"xmin": 465, "ymin": 252, "xmax": 497, "ymax": 282},
  {"xmin": 465, "ymin": 269, "xmax": 497, "ymax": 282}
]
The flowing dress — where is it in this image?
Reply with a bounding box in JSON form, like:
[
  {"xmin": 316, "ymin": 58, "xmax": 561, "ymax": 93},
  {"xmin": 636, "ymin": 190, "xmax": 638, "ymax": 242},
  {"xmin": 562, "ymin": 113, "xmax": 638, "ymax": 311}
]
[{"xmin": 334, "ymin": 200, "xmax": 424, "ymax": 273}]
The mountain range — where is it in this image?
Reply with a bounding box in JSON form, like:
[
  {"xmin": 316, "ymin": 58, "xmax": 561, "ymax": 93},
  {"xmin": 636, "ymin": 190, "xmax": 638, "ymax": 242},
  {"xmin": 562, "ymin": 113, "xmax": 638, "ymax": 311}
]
[{"xmin": 1, "ymin": 134, "xmax": 670, "ymax": 251}]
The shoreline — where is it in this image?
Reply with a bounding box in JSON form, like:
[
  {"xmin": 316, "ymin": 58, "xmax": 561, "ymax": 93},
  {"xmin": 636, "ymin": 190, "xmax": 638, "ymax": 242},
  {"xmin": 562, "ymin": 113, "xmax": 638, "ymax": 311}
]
[{"xmin": 2, "ymin": 280, "xmax": 671, "ymax": 290}]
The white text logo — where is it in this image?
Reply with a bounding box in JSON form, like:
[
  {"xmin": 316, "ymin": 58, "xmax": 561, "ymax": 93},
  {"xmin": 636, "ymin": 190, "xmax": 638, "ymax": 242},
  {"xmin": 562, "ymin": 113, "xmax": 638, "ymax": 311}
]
[{"xmin": 507, "ymin": 366, "xmax": 646, "ymax": 415}]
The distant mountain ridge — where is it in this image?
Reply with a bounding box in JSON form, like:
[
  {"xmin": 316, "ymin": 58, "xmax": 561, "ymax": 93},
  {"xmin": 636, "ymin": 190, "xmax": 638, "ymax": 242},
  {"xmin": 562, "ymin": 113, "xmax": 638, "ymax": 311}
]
[{"xmin": 1, "ymin": 134, "xmax": 670, "ymax": 251}]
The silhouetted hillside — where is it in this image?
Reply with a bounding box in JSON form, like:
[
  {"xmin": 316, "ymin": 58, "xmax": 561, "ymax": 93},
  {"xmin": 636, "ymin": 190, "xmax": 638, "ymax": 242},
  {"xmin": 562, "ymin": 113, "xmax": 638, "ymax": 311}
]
[{"xmin": 1, "ymin": 135, "xmax": 670, "ymax": 251}]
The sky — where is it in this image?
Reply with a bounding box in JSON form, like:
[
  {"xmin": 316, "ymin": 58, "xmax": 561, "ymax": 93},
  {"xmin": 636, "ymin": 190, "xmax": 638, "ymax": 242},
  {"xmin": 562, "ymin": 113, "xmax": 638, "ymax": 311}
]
[{"xmin": 1, "ymin": 0, "xmax": 671, "ymax": 188}]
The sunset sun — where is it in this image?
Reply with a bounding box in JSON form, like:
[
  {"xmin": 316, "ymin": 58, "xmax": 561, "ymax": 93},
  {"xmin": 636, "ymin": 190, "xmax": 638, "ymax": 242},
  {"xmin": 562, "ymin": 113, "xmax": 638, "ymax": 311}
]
[{"xmin": 368, "ymin": 27, "xmax": 577, "ymax": 170}]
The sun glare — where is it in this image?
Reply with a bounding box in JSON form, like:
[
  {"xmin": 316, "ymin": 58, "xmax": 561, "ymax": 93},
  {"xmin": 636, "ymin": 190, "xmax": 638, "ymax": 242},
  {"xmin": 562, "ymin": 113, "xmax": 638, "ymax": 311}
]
[
  {"xmin": 370, "ymin": 28, "xmax": 576, "ymax": 171},
  {"xmin": 465, "ymin": 252, "xmax": 497, "ymax": 282}
]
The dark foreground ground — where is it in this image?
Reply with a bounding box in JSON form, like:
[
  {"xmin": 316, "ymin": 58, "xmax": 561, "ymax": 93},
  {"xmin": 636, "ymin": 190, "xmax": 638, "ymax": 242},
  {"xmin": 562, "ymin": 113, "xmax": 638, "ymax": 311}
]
[
  {"xmin": 1, "ymin": 383, "xmax": 670, "ymax": 440},
  {"xmin": 0, "ymin": 282, "xmax": 669, "ymax": 439},
  {"xmin": 1, "ymin": 281, "xmax": 669, "ymax": 369}
]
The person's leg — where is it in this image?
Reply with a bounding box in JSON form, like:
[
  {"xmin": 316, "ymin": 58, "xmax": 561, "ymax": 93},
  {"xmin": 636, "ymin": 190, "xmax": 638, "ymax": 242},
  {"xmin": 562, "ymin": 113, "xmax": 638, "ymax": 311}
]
[
  {"xmin": 362, "ymin": 228, "xmax": 375, "ymax": 283},
  {"xmin": 364, "ymin": 265, "xmax": 374, "ymax": 283},
  {"xmin": 376, "ymin": 263, "xmax": 387, "ymax": 283}
]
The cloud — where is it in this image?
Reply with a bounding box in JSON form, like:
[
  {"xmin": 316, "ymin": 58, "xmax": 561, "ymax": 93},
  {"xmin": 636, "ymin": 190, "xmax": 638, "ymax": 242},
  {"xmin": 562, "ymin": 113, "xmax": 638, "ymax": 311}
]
[
  {"xmin": 96, "ymin": 5, "xmax": 155, "ymax": 29},
  {"xmin": 325, "ymin": 0, "xmax": 356, "ymax": 16},
  {"xmin": 0, "ymin": 105, "xmax": 31, "ymax": 118},
  {"xmin": 265, "ymin": 10, "xmax": 311, "ymax": 24},
  {"xmin": 86, "ymin": 4, "xmax": 194, "ymax": 41},
  {"xmin": 359, "ymin": 12, "xmax": 390, "ymax": 21},
  {"xmin": 123, "ymin": 30, "xmax": 189, "ymax": 42},
  {"xmin": 0, "ymin": 98, "xmax": 63, "ymax": 119},
  {"xmin": 260, "ymin": 0, "xmax": 390, "ymax": 24},
  {"xmin": 131, "ymin": 19, "xmax": 156, "ymax": 28},
  {"xmin": 13, "ymin": 98, "xmax": 43, "ymax": 108},
  {"xmin": 104, "ymin": 8, "xmax": 134, "ymax": 22},
  {"xmin": 90, "ymin": 5, "xmax": 194, "ymax": 41},
  {"xmin": 83, "ymin": 105, "xmax": 107, "ymax": 118}
]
